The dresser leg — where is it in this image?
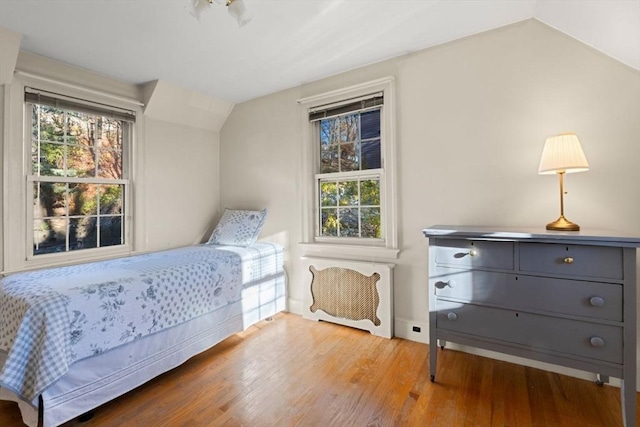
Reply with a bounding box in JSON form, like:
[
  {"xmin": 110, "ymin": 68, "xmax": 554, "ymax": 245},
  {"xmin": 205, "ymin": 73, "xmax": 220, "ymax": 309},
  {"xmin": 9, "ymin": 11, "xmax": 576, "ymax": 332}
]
[
  {"xmin": 429, "ymin": 341, "xmax": 437, "ymax": 382},
  {"xmin": 621, "ymin": 378, "xmax": 636, "ymax": 427},
  {"xmin": 595, "ymin": 374, "xmax": 609, "ymax": 386}
]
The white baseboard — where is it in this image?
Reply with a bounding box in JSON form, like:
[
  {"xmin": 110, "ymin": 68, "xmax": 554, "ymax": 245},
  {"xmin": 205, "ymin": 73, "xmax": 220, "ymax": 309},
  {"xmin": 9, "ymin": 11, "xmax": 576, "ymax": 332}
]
[{"xmin": 394, "ymin": 317, "xmax": 428, "ymax": 344}]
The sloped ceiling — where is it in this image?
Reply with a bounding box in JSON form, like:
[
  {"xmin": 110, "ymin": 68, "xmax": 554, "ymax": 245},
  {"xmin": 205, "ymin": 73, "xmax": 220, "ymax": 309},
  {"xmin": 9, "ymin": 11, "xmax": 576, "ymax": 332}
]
[{"xmin": 0, "ymin": 0, "xmax": 638, "ymax": 104}]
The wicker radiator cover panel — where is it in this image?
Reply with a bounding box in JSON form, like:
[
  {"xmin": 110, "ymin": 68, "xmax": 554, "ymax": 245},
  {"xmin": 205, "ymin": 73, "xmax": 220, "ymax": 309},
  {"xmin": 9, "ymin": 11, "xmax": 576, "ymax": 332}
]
[{"xmin": 309, "ymin": 265, "xmax": 381, "ymax": 326}]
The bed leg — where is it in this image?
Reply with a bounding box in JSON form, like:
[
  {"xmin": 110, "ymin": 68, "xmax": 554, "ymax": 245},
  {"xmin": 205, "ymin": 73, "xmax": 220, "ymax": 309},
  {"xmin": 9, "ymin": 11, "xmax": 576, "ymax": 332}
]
[{"xmin": 78, "ymin": 411, "xmax": 94, "ymax": 422}]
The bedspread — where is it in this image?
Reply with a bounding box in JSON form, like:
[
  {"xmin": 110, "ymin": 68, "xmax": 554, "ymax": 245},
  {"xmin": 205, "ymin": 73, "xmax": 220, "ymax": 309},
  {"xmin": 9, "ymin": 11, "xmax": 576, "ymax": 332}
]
[{"xmin": 0, "ymin": 245, "xmax": 243, "ymax": 402}]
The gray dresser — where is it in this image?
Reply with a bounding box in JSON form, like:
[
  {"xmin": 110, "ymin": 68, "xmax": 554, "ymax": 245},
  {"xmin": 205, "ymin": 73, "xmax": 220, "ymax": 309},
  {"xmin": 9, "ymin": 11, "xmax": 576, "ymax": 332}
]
[{"xmin": 423, "ymin": 225, "xmax": 640, "ymax": 427}]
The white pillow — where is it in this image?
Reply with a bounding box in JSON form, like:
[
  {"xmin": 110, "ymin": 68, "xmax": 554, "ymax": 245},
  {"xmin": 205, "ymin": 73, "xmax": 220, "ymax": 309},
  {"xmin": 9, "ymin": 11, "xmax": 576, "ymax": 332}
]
[{"xmin": 207, "ymin": 208, "xmax": 267, "ymax": 247}]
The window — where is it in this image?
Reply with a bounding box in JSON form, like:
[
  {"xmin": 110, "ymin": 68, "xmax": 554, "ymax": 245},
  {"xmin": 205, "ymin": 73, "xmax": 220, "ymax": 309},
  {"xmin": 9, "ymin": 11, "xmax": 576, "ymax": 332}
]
[
  {"xmin": 26, "ymin": 90, "xmax": 133, "ymax": 257},
  {"xmin": 299, "ymin": 77, "xmax": 398, "ymax": 259},
  {"xmin": 315, "ymin": 104, "xmax": 382, "ymax": 239}
]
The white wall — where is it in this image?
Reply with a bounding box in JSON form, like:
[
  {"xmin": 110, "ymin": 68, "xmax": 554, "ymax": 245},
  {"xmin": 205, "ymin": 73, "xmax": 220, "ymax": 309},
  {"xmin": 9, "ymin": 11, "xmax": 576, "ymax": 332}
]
[
  {"xmin": 144, "ymin": 118, "xmax": 220, "ymax": 250},
  {"xmin": 219, "ymin": 19, "xmax": 640, "ymax": 382}
]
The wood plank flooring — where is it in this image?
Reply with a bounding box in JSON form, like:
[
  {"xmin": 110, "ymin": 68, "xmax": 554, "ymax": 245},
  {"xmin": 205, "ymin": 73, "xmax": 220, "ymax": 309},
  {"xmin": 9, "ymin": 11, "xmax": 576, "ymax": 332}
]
[{"xmin": 1, "ymin": 313, "xmax": 636, "ymax": 426}]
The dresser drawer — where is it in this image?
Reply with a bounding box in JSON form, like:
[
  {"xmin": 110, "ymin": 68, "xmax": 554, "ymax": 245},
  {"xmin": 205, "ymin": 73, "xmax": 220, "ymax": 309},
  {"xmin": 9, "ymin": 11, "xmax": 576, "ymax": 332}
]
[
  {"xmin": 433, "ymin": 269, "xmax": 622, "ymax": 321},
  {"xmin": 436, "ymin": 300, "xmax": 623, "ymax": 364},
  {"xmin": 519, "ymin": 243, "xmax": 623, "ymax": 280},
  {"xmin": 434, "ymin": 239, "xmax": 514, "ymax": 270}
]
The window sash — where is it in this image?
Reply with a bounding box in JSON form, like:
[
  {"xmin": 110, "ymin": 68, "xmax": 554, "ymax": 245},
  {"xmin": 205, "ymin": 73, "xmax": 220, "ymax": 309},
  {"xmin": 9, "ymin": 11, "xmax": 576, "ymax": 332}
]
[
  {"xmin": 28, "ymin": 178, "xmax": 128, "ymax": 256},
  {"xmin": 26, "ymin": 95, "xmax": 131, "ymax": 258},
  {"xmin": 314, "ymin": 104, "xmax": 384, "ymax": 241}
]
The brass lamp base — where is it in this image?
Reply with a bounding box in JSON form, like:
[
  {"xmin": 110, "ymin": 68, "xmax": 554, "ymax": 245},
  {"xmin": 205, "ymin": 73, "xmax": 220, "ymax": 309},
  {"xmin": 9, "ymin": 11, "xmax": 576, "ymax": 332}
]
[{"xmin": 546, "ymin": 215, "xmax": 580, "ymax": 231}]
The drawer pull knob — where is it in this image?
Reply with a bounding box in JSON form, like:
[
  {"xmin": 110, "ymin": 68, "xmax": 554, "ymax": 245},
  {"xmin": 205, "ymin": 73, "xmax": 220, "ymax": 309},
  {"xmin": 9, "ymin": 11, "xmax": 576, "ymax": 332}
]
[
  {"xmin": 435, "ymin": 280, "xmax": 454, "ymax": 289},
  {"xmin": 447, "ymin": 312, "xmax": 458, "ymax": 321},
  {"xmin": 563, "ymin": 257, "xmax": 574, "ymax": 264},
  {"xmin": 589, "ymin": 296, "xmax": 605, "ymax": 307},
  {"xmin": 590, "ymin": 337, "xmax": 605, "ymax": 348},
  {"xmin": 469, "ymin": 249, "xmax": 477, "ymax": 257}
]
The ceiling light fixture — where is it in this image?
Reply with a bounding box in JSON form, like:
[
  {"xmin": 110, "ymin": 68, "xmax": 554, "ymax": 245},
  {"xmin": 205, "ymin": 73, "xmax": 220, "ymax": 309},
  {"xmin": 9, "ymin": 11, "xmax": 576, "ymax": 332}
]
[{"xmin": 191, "ymin": 0, "xmax": 252, "ymax": 27}]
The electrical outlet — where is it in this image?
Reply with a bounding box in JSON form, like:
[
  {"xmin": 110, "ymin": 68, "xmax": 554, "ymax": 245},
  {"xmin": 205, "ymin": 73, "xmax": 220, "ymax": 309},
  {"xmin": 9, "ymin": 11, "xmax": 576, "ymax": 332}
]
[{"xmin": 412, "ymin": 326, "xmax": 421, "ymax": 333}]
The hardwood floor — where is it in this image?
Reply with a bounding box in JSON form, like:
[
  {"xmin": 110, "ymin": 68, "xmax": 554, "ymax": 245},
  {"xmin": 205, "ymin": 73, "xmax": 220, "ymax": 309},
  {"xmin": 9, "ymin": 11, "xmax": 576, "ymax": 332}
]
[{"xmin": 1, "ymin": 313, "xmax": 636, "ymax": 426}]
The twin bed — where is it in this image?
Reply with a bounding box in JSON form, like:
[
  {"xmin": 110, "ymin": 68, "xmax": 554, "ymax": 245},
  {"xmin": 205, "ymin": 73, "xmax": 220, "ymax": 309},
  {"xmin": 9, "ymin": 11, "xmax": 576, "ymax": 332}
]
[{"xmin": 0, "ymin": 209, "xmax": 285, "ymax": 427}]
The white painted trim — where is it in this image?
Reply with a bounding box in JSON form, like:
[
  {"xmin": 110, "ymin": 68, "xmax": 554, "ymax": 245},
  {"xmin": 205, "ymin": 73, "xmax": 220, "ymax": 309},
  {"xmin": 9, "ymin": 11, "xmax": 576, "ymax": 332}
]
[
  {"xmin": 297, "ymin": 76, "xmax": 398, "ymax": 253},
  {"xmin": 15, "ymin": 70, "xmax": 144, "ymax": 107},
  {"xmin": 2, "ymin": 85, "xmax": 12, "ymax": 273},
  {"xmin": 297, "ymin": 77, "xmax": 396, "ymax": 106},
  {"xmin": 394, "ymin": 317, "xmax": 429, "ymax": 344},
  {"xmin": 298, "ymin": 242, "xmax": 399, "ymax": 262},
  {"xmin": 2, "ymin": 72, "xmax": 147, "ymax": 274}
]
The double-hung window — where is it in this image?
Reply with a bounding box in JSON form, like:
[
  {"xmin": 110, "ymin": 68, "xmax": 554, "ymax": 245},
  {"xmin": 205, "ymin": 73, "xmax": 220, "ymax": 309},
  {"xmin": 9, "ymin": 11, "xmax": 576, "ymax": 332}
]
[
  {"xmin": 299, "ymin": 77, "xmax": 398, "ymax": 259},
  {"xmin": 26, "ymin": 89, "xmax": 133, "ymax": 257},
  {"xmin": 312, "ymin": 95, "xmax": 383, "ymax": 239}
]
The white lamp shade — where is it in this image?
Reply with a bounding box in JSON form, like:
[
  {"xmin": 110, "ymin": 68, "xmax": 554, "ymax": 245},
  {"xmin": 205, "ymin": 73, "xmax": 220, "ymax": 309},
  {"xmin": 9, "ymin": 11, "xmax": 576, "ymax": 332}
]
[{"xmin": 538, "ymin": 133, "xmax": 590, "ymax": 175}]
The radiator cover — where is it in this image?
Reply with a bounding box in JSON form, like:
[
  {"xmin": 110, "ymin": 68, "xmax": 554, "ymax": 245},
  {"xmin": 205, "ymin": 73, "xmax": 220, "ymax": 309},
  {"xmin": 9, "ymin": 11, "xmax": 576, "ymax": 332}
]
[{"xmin": 302, "ymin": 257, "xmax": 394, "ymax": 338}]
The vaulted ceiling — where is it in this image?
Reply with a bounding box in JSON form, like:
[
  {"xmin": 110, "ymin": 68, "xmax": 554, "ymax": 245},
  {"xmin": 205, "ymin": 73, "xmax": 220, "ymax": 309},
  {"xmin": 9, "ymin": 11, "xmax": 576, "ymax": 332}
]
[{"xmin": 1, "ymin": 1, "xmax": 638, "ymax": 104}]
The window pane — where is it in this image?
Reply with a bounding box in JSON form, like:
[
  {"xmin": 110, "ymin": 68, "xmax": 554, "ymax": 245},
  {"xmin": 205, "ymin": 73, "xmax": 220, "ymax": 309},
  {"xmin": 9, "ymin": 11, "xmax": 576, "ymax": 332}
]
[
  {"xmin": 33, "ymin": 217, "xmax": 67, "ymax": 255},
  {"xmin": 343, "ymin": 114, "xmax": 358, "ymax": 142},
  {"xmin": 37, "ymin": 105, "xmax": 65, "ymax": 142},
  {"xmin": 69, "ymin": 183, "xmax": 98, "ymax": 216},
  {"xmin": 34, "ymin": 141, "xmax": 65, "ymax": 176},
  {"xmin": 34, "ymin": 182, "xmax": 67, "ymax": 218},
  {"xmin": 361, "ymin": 139, "xmax": 381, "ymax": 170},
  {"xmin": 320, "ymin": 145, "xmax": 339, "ymax": 173},
  {"xmin": 70, "ymin": 217, "xmax": 97, "ymax": 251},
  {"xmin": 98, "ymin": 120, "xmax": 123, "ymax": 179},
  {"xmin": 360, "ymin": 179, "xmax": 380, "ymax": 206},
  {"xmin": 361, "ymin": 208, "xmax": 381, "ymax": 238},
  {"xmin": 66, "ymin": 111, "xmax": 91, "ymax": 145},
  {"xmin": 67, "ymin": 145, "xmax": 96, "ymax": 177},
  {"xmin": 338, "ymin": 208, "xmax": 359, "ymax": 237},
  {"xmin": 338, "ymin": 181, "xmax": 358, "ymax": 206},
  {"xmin": 321, "ymin": 208, "xmax": 338, "ymax": 236},
  {"xmin": 100, "ymin": 185, "xmax": 124, "ymax": 215},
  {"xmin": 339, "ymin": 116, "xmax": 348, "ymax": 142},
  {"xmin": 340, "ymin": 142, "xmax": 359, "ymax": 172},
  {"xmin": 320, "ymin": 181, "xmax": 338, "ymax": 207},
  {"xmin": 98, "ymin": 149, "xmax": 123, "ymax": 179},
  {"xmin": 100, "ymin": 216, "xmax": 123, "ymax": 247},
  {"xmin": 320, "ymin": 119, "xmax": 339, "ymax": 145},
  {"xmin": 361, "ymin": 110, "xmax": 380, "ymax": 139}
]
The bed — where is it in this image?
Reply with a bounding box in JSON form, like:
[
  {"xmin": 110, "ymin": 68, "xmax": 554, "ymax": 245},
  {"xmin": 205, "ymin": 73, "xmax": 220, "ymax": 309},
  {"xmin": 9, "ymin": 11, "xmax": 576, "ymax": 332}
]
[{"xmin": 0, "ymin": 239, "xmax": 286, "ymax": 427}]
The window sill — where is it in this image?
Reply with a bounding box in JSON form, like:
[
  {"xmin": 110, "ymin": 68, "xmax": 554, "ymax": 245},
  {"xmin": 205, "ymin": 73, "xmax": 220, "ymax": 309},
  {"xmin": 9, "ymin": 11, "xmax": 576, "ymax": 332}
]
[
  {"xmin": 298, "ymin": 242, "xmax": 399, "ymax": 263},
  {"xmin": 3, "ymin": 245, "xmax": 134, "ymax": 276}
]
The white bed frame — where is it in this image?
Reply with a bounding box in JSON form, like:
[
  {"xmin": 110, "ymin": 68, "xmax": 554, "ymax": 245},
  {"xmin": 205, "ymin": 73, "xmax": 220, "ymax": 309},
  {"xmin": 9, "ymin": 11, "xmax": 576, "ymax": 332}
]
[{"xmin": 1, "ymin": 271, "xmax": 286, "ymax": 427}]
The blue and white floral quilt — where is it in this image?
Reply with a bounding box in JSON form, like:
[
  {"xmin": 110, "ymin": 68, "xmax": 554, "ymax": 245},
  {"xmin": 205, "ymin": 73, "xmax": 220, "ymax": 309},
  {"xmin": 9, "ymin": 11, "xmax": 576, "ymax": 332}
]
[{"xmin": 0, "ymin": 244, "xmax": 244, "ymax": 402}]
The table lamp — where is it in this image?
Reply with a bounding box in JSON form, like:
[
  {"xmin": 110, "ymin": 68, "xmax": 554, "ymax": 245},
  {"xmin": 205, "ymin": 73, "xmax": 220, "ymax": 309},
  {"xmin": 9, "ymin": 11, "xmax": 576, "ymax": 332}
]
[{"xmin": 538, "ymin": 133, "xmax": 589, "ymax": 231}]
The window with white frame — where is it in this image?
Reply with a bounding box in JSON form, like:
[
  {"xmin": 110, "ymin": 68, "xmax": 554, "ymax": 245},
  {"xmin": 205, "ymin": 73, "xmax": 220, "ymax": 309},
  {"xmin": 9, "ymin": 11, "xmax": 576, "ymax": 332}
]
[
  {"xmin": 26, "ymin": 90, "xmax": 133, "ymax": 257},
  {"xmin": 312, "ymin": 96, "xmax": 383, "ymax": 239},
  {"xmin": 299, "ymin": 77, "xmax": 398, "ymax": 258}
]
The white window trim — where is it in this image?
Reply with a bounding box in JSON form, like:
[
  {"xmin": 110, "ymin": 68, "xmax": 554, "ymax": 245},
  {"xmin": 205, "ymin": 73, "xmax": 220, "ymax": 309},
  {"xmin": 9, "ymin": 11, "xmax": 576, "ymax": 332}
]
[
  {"xmin": 297, "ymin": 77, "xmax": 399, "ymax": 261},
  {"xmin": 2, "ymin": 72, "xmax": 147, "ymax": 275}
]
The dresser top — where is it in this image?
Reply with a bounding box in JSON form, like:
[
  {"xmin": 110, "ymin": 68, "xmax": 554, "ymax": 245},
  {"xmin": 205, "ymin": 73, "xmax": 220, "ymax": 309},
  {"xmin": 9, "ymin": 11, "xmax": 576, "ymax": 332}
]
[{"xmin": 423, "ymin": 225, "xmax": 640, "ymax": 247}]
